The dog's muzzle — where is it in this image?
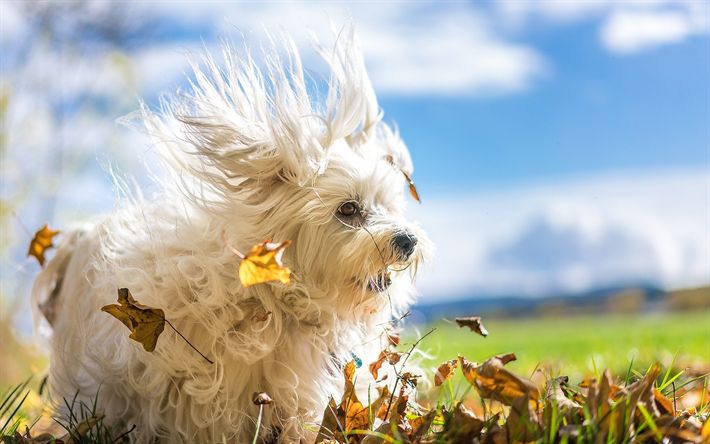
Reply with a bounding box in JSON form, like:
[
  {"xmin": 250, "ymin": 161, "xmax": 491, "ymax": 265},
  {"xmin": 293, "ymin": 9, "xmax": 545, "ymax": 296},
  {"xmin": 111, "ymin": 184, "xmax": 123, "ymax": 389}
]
[{"xmin": 392, "ymin": 232, "xmax": 417, "ymax": 260}]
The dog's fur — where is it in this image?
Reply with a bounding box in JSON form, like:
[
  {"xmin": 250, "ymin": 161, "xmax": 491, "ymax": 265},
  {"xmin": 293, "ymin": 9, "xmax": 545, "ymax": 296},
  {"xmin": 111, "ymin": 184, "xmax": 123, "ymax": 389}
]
[{"xmin": 32, "ymin": 29, "xmax": 430, "ymax": 443}]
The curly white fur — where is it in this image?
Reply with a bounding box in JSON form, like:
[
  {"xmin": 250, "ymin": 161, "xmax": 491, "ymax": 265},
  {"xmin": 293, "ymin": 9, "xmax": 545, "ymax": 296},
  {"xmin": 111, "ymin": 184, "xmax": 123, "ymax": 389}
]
[{"xmin": 32, "ymin": 28, "xmax": 430, "ymax": 443}]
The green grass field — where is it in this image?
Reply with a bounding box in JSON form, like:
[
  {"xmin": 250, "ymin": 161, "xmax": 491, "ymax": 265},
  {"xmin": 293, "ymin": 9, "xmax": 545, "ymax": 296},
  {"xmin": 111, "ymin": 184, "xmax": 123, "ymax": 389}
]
[{"xmin": 411, "ymin": 310, "xmax": 710, "ymax": 380}]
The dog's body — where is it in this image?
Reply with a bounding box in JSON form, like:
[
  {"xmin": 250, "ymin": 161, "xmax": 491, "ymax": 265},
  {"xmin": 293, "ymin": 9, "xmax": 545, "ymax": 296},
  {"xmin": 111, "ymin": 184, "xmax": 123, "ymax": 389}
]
[{"xmin": 32, "ymin": 31, "xmax": 429, "ymax": 443}]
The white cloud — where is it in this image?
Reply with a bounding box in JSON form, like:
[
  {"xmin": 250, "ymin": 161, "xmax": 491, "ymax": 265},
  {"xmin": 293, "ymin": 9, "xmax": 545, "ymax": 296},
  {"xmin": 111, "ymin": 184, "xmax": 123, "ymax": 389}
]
[
  {"xmin": 409, "ymin": 169, "xmax": 710, "ymax": 301},
  {"xmin": 495, "ymin": 0, "xmax": 709, "ymax": 55},
  {"xmin": 600, "ymin": 9, "xmax": 704, "ymax": 54},
  {"xmin": 130, "ymin": 2, "xmax": 547, "ymax": 97}
]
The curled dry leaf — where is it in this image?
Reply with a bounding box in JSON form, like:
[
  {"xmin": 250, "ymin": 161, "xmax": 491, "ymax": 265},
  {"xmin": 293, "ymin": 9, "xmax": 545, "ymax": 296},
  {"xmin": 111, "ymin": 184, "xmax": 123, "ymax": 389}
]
[
  {"xmin": 101, "ymin": 288, "xmax": 165, "ymax": 352},
  {"xmin": 458, "ymin": 353, "xmax": 539, "ymax": 406},
  {"xmin": 368, "ymin": 350, "xmax": 402, "ymax": 381},
  {"xmin": 545, "ymin": 376, "xmax": 582, "ymax": 420},
  {"xmin": 454, "ymin": 316, "xmax": 488, "ymax": 337},
  {"xmin": 434, "ymin": 358, "xmax": 458, "ymax": 386},
  {"xmin": 252, "ymin": 392, "xmax": 273, "ymax": 405},
  {"xmin": 28, "ymin": 224, "xmax": 60, "ymax": 267},
  {"xmin": 238, "ymin": 239, "xmax": 292, "ymax": 287}
]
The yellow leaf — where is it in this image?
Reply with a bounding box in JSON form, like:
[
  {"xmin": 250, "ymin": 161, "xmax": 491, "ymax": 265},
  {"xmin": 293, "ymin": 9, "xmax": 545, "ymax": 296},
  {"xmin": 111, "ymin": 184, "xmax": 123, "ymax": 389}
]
[
  {"xmin": 238, "ymin": 240, "xmax": 292, "ymax": 287},
  {"xmin": 101, "ymin": 288, "xmax": 165, "ymax": 352},
  {"xmin": 28, "ymin": 224, "xmax": 60, "ymax": 267},
  {"xmin": 340, "ymin": 360, "xmax": 370, "ymax": 433}
]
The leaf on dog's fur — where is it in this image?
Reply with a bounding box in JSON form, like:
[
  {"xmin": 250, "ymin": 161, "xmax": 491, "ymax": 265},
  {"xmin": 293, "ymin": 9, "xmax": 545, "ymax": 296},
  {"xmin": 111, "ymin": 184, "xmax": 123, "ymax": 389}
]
[
  {"xmin": 434, "ymin": 358, "xmax": 459, "ymax": 386},
  {"xmin": 101, "ymin": 288, "xmax": 213, "ymax": 363},
  {"xmin": 101, "ymin": 288, "xmax": 165, "ymax": 352},
  {"xmin": 238, "ymin": 239, "xmax": 292, "ymax": 287},
  {"xmin": 455, "ymin": 316, "xmax": 489, "ymax": 337},
  {"xmin": 28, "ymin": 224, "xmax": 60, "ymax": 267},
  {"xmin": 401, "ymin": 170, "xmax": 421, "ymax": 203},
  {"xmin": 384, "ymin": 154, "xmax": 421, "ymax": 203}
]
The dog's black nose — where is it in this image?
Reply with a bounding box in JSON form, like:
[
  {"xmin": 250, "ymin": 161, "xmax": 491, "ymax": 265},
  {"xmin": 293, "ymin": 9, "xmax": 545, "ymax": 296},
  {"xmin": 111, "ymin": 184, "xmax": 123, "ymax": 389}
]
[{"xmin": 392, "ymin": 232, "xmax": 417, "ymax": 259}]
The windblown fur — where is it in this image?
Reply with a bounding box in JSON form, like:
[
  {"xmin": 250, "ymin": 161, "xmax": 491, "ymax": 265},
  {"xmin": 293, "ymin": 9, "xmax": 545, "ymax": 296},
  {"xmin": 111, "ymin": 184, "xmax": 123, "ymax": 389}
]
[{"xmin": 32, "ymin": 29, "xmax": 430, "ymax": 443}]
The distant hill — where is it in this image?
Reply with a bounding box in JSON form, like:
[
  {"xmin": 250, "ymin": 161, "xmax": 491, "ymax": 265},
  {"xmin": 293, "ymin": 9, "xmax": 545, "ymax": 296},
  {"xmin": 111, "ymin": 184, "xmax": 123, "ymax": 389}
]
[{"xmin": 411, "ymin": 285, "xmax": 709, "ymax": 322}]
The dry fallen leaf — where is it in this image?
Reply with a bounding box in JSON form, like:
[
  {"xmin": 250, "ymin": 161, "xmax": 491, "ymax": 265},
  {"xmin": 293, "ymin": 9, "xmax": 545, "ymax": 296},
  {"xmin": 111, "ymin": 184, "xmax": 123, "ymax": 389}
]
[
  {"xmin": 455, "ymin": 316, "xmax": 488, "ymax": 337},
  {"xmin": 238, "ymin": 239, "xmax": 292, "ymax": 287},
  {"xmin": 459, "ymin": 354, "xmax": 539, "ymax": 405},
  {"xmin": 441, "ymin": 403, "xmax": 485, "ymax": 443},
  {"xmin": 101, "ymin": 288, "xmax": 166, "ymax": 352},
  {"xmin": 340, "ymin": 360, "xmax": 371, "ymax": 434},
  {"xmin": 314, "ymin": 397, "xmax": 342, "ymax": 444},
  {"xmin": 434, "ymin": 358, "xmax": 459, "ymax": 386},
  {"xmin": 545, "ymin": 376, "xmax": 582, "ymax": 420},
  {"xmin": 654, "ymin": 388, "xmax": 675, "ymax": 415},
  {"xmin": 27, "ymin": 224, "xmax": 60, "ymax": 267}
]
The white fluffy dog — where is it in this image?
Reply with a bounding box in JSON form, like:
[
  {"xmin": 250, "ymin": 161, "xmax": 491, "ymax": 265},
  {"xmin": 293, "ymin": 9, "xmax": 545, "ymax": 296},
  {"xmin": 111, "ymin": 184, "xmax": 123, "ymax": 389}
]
[{"xmin": 32, "ymin": 29, "xmax": 429, "ymax": 443}]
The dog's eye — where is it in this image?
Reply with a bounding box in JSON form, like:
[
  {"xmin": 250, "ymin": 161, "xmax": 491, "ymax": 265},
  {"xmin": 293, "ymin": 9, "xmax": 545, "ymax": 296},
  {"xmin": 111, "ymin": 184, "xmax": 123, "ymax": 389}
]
[{"xmin": 337, "ymin": 202, "xmax": 359, "ymax": 217}]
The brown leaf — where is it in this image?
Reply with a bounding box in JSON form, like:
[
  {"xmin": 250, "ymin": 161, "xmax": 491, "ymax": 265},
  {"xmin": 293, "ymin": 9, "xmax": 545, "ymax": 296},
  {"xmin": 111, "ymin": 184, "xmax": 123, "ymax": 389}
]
[
  {"xmin": 252, "ymin": 392, "xmax": 273, "ymax": 405},
  {"xmin": 400, "ymin": 371, "xmax": 419, "ymax": 389},
  {"xmin": 374, "ymin": 386, "xmax": 393, "ymax": 422},
  {"xmin": 314, "ymin": 397, "xmax": 342, "ymax": 444},
  {"xmin": 441, "ymin": 403, "xmax": 485, "ymax": 443},
  {"xmin": 28, "ymin": 224, "xmax": 60, "ymax": 267},
  {"xmin": 101, "ymin": 288, "xmax": 165, "ymax": 352},
  {"xmin": 401, "ymin": 170, "xmax": 421, "ymax": 203},
  {"xmin": 368, "ymin": 350, "xmax": 402, "ymax": 381},
  {"xmin": 238, "ymin": 239, "xmax": 292, "ymax": 287},
  {"xmin": 506, "ymin": 395, "xmax": 542, "ymax": 442},
  {"xmin": 384, "ymin": 325, "xmax": 400, "ymax": 347},
  {"xmin": 389, "ymin": 394, "xmax": 412, "ymax": 435},
  {"xmin": 384, "ymin": 155, "xmax": 421, "ymax": 204},
  {"xmin": 455, "ymin": 316, "xmax": 489, "ymax": 337},
  {"xmin": 544, "ymin": 376, "xmax": 582, "ymax": 420},
  {"xmin": 459, "ymin": 354, "xmax": 539, "ymax": 406},
  {"xmin": 654, "ymin": 388, "xmax": 674, "ymax": 415},
  {"xmin": 409, "ymin": 409, "xmax": 437, "ymax": 442},
  {"xmin": 434, "ymin": 359, "xmax": 459, "ymax": 386}
]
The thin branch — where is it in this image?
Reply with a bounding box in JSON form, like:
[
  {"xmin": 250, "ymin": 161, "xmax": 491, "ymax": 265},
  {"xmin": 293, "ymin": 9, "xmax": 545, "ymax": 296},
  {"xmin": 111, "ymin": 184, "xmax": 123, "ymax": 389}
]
[
  {"xmin": 165, "ymin": 320, "xmax": 214, "ymax": 364},
  {"xmin": 383, "ymin": 327, "xmax": 436, "ymax": 420}
]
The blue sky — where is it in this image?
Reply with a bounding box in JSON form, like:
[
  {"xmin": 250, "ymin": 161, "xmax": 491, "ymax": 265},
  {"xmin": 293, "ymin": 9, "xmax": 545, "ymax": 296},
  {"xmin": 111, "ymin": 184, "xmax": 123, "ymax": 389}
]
[
  {"xmin": 386, "ymin": 20, "xmax": 709, "ymax": 192},
  {"xmin": 2, "ymin": 1, "xmax": 709, "ymax": 309}
]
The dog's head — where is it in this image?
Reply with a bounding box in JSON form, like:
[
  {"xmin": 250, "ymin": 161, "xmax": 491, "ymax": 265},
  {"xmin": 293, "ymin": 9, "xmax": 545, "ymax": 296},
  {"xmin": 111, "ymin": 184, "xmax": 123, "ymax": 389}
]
[{"xmin": 140, "ymin": 29, "xmax": 430, "ymax": 311}]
